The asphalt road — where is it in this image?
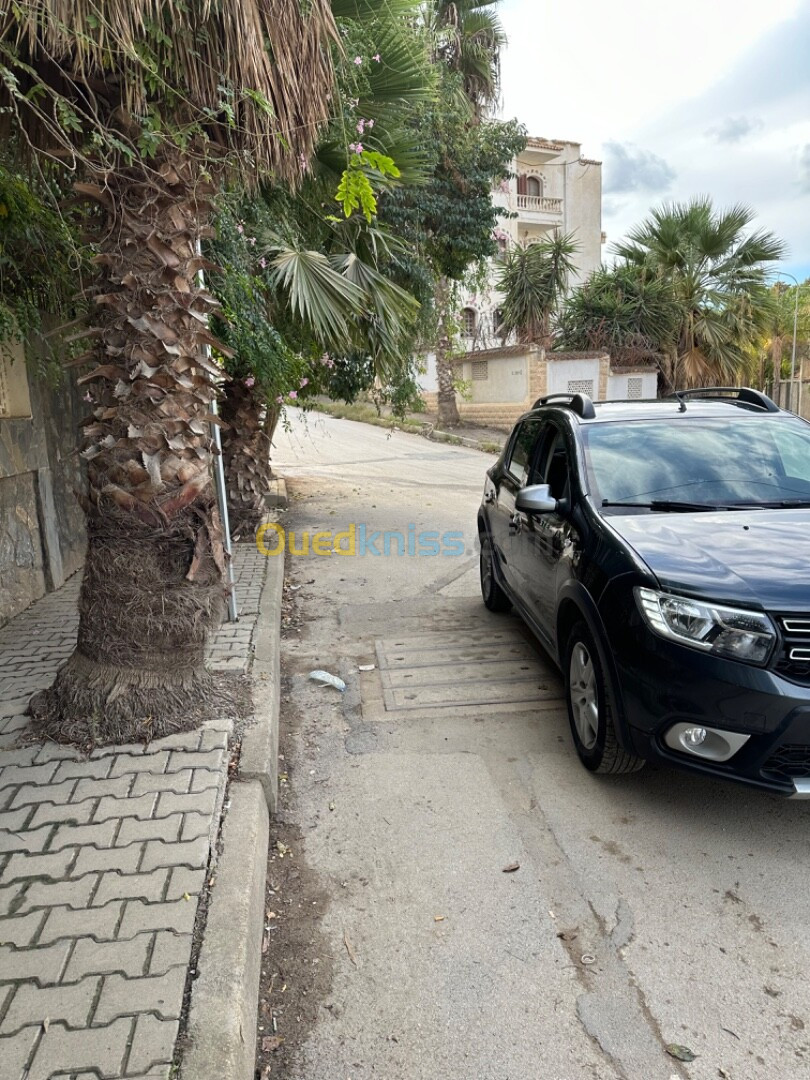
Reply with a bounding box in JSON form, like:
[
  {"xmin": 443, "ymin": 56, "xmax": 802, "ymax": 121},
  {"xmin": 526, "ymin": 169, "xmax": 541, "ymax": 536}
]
[{"xmin": 269, "ymin": 409, "xmax": 810, "ymax": 1080}]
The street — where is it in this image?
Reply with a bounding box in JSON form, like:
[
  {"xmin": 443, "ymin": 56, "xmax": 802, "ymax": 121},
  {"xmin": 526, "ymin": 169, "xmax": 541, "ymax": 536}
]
[{"xmin": 266, "ymin": 410, "xmax": 810, "ymax": 1080}]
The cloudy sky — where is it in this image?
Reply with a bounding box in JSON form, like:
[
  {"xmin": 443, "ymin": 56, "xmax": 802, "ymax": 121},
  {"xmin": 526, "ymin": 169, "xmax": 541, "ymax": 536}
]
[{"xmin": 499, "ymin": 0, "xmax": 810, "ymax": 281}]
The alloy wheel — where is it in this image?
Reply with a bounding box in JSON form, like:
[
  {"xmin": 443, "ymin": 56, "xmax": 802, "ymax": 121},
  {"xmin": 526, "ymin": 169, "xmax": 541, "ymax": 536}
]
[{"xmin": 569, "ymin": 642, "xmax": 598, "ymax": 750}]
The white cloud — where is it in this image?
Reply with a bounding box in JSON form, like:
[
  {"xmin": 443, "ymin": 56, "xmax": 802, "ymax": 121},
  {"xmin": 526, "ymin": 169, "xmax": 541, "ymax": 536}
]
[
  {"xmin": 706, "ymin": 116, "xmax": 763, "ymax": 144},
  {"xmin": 603, "ymin": 143, "xmax": 676, "ymax": 195}
]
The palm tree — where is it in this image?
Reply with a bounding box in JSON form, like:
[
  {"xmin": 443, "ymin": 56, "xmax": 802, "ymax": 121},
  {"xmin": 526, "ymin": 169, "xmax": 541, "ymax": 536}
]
[
  {"xmin": 0, "ymin": 1, "xmax": 337, "ymax": 742},
  {"xmin": 428, "ymin": 0, "xmax": 506, "ymax": 118},
  {"xmin": 613, "ymin": 198, "xmax": 785, "ymax": 388},
  {"xmin": 497, "ymin": 233, "xmax": 579, "ymax": 346},
  {"xmin": 555, "ymin": 263, "xmax": 682, "ymax": 374}
]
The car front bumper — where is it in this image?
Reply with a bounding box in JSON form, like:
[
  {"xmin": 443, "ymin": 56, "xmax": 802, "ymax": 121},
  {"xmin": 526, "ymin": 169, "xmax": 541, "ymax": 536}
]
[{"xmin": 608, "ymin": 604, "xmax": 810, "ymax": 796}]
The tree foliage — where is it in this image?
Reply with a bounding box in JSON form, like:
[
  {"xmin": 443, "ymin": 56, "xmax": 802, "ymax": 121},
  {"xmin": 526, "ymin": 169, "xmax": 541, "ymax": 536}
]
[
  {"xmin": 497, "ymin": 233, "xmax": 578, "ymax": 346},
  {"xmin": 612, "ymin": 198, "xmax": 785, "ymax": 387}
]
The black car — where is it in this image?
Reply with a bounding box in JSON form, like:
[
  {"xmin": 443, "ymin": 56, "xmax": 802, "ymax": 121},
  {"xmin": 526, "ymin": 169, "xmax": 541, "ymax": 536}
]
[{"xmin": 478, "ymin": 387, "xmax": 810, "ymax": 796}]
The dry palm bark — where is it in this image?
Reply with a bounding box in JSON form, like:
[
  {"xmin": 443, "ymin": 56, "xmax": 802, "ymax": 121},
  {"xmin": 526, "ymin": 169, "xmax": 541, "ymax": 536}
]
[
  {"xmin": 31, "ymin": 158, "xmax": 229, "ymax": 742},
  {"xmin": 2, "ymin": 1, "xmax": 338, "ymax": 743},
  {"xmin": 220, "ymin": 382, "xmax": 279, "ymax": 538}
]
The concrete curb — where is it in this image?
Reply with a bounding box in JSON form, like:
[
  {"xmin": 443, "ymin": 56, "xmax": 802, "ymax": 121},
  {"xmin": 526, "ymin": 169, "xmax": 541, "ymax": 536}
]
[
  {"xmin": 240, "ymin": 536, "xmax": 284, "ymax": 816},
  {"xmin": 183, "ymin": 780, "xmax": 269, "ymax": 1080},
  {"xmin": 265, "ymin": 476, "xmax": 289, "ymax": 509}
]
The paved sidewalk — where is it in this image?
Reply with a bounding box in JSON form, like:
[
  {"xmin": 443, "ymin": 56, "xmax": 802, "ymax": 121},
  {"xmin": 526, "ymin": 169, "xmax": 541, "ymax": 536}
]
[
  {"xmin": 0, "ymin": 541, "xmax": 268, "ymax": 1079},
  {"xmin": 0, "ymin": 544, "xmax": 267, "ymax": 706}
]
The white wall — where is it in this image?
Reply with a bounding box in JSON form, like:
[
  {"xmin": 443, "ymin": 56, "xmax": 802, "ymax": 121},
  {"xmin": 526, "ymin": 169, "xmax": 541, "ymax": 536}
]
[
  {"xmin": 546, "ymin": 358, "xmax": 601, "ymax": 400},
  {"xmin": 606, "ymin": 373, "xmax": 658, "ymax": 400}
]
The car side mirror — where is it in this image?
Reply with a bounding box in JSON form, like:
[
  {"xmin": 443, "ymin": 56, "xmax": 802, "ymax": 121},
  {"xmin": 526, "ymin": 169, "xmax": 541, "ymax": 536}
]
[{"xmin": 516, "ymin": 484, "xmax": 558, "ymax": 515}]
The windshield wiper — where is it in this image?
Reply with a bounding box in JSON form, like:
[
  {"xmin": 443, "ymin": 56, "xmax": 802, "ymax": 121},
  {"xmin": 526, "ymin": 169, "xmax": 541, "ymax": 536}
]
[
  {"xmin": 602, "ymin": 499, "xmax": 727, "ymax": 512},
  {"xmin": 730, "ymin": 500, "xmax": 810, "ymax": 510}
]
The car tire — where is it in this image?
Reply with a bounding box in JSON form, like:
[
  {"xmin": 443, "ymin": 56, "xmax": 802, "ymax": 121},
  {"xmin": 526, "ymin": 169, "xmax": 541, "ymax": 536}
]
[
  {"xmin": 480, "ymin": 535, "xmax": 511, "ymax": 613},
  {"xmin": 564, "ymin": 621, "xmax": 645, "ymax": 775}
]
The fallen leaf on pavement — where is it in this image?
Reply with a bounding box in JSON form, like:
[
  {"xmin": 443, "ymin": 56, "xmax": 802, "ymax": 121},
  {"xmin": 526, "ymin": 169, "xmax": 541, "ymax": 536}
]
[
  {"xmin": 666, "ymin": 1043, "xmax": 697, "ymax": 1062},
  {"xmin": 434, "ymin": 915, "xmax": 445, "ymax": 922},
  {"xmin": 42, "ymin": 1017, "xmax": 49, "ymax": 1033},
  {"xmin": 344, "ymin": 930, "xmax": 358, "ymax": 967},
  {"xmin": 358, "ymin": 665, "xmax": 375, "ymax": 672},
  {"xmin": 262, "ymin": 1035, "xmax": 284, "ymax": 1052},
  {"xmin": 502, "ymin": 862, "xmax": 520, "ymax": 873}
]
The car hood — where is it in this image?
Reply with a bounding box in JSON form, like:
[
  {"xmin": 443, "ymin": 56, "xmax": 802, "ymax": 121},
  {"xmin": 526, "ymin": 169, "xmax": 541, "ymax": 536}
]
[{"xmin": 609, "ymin": 508, "xmax": 810, "ymax": 611}]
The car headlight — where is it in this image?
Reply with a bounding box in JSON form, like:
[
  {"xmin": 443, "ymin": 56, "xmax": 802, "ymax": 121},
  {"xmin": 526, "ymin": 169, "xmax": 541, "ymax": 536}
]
[{"xmin": 635, "ymin": 587, "xmax": 776, "ymax": 665}]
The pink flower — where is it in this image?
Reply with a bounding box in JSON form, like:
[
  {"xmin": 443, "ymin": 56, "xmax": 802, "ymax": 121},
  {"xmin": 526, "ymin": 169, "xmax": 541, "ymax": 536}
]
[
  {"xmin": 373, "ymin": 54, "xmax": 381, "ymax": 62},
  {"xmin": 356, "ymin": 120, "xmax": 365, "ymax": 135},
  {"xmin": 83, "ymin": 391, "xmax": 93, "ymax": 403},
  {"xmin": 366, "ymin": 118, "xmax": 375, "ymax": 129},
  {"xmin": 276, "ymin": 395, "xmax": 284, "ymax": 404},
  {"xmin": 236, "ymin": 223, "xmax": 244, "ymax": 234},
  {"xmin": 288, "ymin": 390, "xmax": 298, "ymax": 400},
  {"xmin": 244, "ymin": 376, "xmax": 255, "ymax": 388},
  {"xmin": 249, "ymin": 237, "xmax": 256, "ymax": 246},
  {"xmin": 354, "ymin": 56, "xmax": 362, "ymax": 65},
  {"xmin": 259, "ymin": 257, "xmax": 267, "ymax": 269},
  {"xmin": 300, "ymin": 377, "xmax": 309, "ymax": 387},
  {"xmin": 354, "ymin": 143, "xmax": 363, "ymax": 154}
]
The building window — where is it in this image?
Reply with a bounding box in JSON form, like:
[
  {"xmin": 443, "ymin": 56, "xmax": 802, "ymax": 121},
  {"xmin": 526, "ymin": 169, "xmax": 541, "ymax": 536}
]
[
  {"xmin": 526, "ymin": 176, "xmax": 543, "ymax": 198},
  {"xmin": 462, "ymin": 307, "xmax": 477, "ymax": 337},
  {"xmin": 472, "ymin": 360, "xmax": 488, "ymax": 381},
  {"xmin": 627, "ymin": 377, "xmax": 643, "ymax": 400},
  {"xmin": 567, "ymin": 379, "xmax": 594, "ymax": 398}
]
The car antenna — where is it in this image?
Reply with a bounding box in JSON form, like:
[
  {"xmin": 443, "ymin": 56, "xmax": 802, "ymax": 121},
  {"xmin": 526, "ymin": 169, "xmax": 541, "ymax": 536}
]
[{"xmin": 674, "ymin": 392, "xmax": 687, "ymax": 412}]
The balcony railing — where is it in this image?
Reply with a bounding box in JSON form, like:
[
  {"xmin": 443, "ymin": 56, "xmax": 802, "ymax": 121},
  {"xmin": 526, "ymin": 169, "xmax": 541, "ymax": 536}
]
[{"xmin": 516, "ymin": 194, "xmax": 563, "ymax": 214}]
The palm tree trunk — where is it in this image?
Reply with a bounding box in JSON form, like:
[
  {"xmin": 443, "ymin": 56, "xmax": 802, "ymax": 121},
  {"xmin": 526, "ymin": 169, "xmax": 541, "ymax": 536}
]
[
  {"xmin": 221, "ymin": 380, "xmax": 273, "ymax": 537},
  {"xmin": 435, "ymin": 277, "xmax": 460, "ymax": 428},
  {"xmin": 30, "ymin": 156, "xmax": 227, "ymax": 745}
]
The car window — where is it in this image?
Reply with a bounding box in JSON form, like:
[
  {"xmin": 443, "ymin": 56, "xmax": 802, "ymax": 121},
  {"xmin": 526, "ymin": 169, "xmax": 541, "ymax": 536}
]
[
  {"xmin": 582, "ymin": 418, "xmax": 810, "ymax": 507},
  {"xmin": 506, "ymin": 420, "xmax": 544, "ymax": 485}
]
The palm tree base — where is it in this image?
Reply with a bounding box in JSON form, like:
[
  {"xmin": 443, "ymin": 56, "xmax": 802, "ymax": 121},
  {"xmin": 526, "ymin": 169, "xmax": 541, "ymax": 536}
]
[{"xmin": 28, "ymin": 652, "xmax": 224, "ymax": 748}]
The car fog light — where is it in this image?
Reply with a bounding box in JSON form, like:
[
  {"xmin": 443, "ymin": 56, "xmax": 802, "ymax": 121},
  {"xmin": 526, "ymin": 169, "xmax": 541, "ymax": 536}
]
[
  {"xmin": 664, "ymin": 722, "xmax": 750, "ymax": 763},
  {"xmin": 683, "ymin": 726, "xmax": 707, "ymax": 746}
]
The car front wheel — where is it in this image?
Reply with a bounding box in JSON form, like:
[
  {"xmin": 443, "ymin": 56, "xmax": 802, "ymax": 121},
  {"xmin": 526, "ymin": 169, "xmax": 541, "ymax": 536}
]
[
  {"xmin": 564, "ymin": 621, "xmax": 644, "ymax": 775},
  {"xmin": 480, "ymin": 535, "xmax": 511, "ymax": 612}
]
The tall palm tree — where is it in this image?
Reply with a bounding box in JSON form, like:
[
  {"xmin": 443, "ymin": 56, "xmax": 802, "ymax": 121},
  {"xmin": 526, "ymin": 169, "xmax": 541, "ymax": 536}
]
[
  {"xmin": 0, "ymin": 1, "xmax": 337, "ymax": 742},
  {"xmin": 497, "ymin": 233, "xmax": 579, "ymax": 346},
  {"xmin": 428, "ymin": 0, "xmax": 506, "ymax": 118},
  {"xmin": 614, "ymin": 198, "xmax": 785, "ymax": 388}
]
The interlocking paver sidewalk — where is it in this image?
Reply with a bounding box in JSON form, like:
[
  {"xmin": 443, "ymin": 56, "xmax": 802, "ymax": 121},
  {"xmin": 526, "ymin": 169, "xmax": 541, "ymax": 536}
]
[
  {"xmin": 0, "ymin": 716, "xmax": 231, "ymax": 1080},
  {"xmin": 0, "ymin": 541, "xmax": 268, "ymax": 1079},
  {"xmin": 0, "ymin": 542, "xmax": 267, "ymax": 707}
]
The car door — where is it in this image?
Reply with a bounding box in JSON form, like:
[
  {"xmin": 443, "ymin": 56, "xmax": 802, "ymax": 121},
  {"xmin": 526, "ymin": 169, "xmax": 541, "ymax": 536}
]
[
  {"xmin": 489, "ymin": 419, "xmax": 545, "ymax": 596},
  {"xmin": 519, "ymin": 425, "xmax": 579, "ymax": 641}
]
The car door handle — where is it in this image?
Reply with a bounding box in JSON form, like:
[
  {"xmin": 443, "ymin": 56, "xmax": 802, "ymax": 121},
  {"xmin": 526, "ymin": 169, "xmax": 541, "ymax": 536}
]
[
  {"xmin": 484, "ymin": 490, "xmax": 496, "ymax": 505},
  {"xmin": 509, "ymin": 514, "xmax": 521, "ymax": 534}
]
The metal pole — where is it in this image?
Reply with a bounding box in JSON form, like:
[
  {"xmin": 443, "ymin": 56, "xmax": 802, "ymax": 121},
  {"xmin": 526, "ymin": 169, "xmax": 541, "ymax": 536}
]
[
  {"xmin": 195, "ymin": 239, "xmax": 238, "ymax": 622},
  {"xmin": 790, "ymin": 285, "xmax": 800, "ymax": 416},
  {"xmin": 210, "ymin": 397, "xmax": 239, "ymax": 622}
]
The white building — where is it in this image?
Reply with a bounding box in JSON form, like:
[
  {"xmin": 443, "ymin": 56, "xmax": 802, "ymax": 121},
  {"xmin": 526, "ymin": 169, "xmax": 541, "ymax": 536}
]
[{"xmin": 461, "ymin": 136, "xmax": 604, "ymax": 353}]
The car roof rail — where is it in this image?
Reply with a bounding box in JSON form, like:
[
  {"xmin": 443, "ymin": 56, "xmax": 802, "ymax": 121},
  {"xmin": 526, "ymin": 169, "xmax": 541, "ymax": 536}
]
[
  {"xmin": 532, "ymin": 392, "xmax": 597, "ymax": 420},
  {"xmin": 666, "ymin": 387, "xmax": 781, "ymax": 413}
]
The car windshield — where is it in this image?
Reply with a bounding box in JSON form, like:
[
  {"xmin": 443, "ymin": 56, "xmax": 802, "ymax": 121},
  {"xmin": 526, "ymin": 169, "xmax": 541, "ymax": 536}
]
[{"xmin": 581, "ymin": 417, "xmax": 810, "ymax": 509}]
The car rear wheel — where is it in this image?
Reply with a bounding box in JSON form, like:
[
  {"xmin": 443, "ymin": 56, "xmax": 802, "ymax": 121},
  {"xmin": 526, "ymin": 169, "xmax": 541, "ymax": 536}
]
[
  {"xmin": 480, "ymin": 535, "xmax": 511, "ymax": 612},
  {"xmin": 565, "ymin": 621, "xmax": 644, "ymax": 775}
]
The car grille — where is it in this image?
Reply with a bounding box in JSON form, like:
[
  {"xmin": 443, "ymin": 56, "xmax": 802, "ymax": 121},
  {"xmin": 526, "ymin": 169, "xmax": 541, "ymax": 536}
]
[
  {"xmin": 773, "ymin": 616, "xmax": 810, "ymax": 686},
  {"xmin": 761, "ymin": 744, "xmax": 810, "ymax": 782}
]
